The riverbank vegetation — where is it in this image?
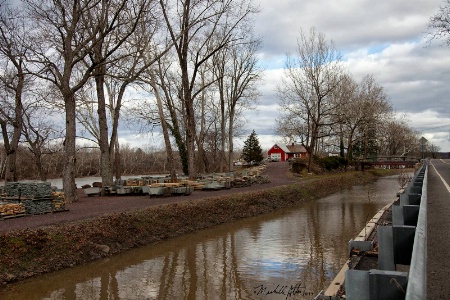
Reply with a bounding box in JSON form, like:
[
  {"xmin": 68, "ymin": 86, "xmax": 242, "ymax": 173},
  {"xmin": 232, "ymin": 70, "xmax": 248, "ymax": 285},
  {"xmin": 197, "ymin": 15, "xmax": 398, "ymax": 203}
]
[{"xmin": 0, "ymin": 169, "xmax": 401, "ymax": 287}]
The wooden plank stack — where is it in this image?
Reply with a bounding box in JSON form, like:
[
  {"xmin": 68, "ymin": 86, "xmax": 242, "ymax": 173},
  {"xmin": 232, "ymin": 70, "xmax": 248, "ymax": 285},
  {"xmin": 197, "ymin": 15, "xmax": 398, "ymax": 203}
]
[
  {"xmin": 0, "ymin": 202, "xmax": 26, "ymax": 219},
  {"xmin": 52, "ymin": 192, "xmax": 66, "ymax": 211}
]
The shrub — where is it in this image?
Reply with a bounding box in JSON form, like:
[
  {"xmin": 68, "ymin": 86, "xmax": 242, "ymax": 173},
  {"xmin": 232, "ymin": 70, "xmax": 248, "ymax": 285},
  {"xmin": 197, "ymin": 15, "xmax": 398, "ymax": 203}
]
[
  {"xmin": 291, "ymin": 159, "xmax": 308, "ymax": 174},
  {"xmin": 315, "ymin": 156, "xmax": 348, "ymax": 171}
]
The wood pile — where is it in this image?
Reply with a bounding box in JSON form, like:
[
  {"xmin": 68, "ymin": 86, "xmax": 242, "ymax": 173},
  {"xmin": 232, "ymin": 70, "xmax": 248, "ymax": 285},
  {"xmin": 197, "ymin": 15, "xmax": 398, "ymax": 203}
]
[
  {"xmin": 0, "ymin": 202, "xmax": 26, "ymax": 219},
  {"xmin": 52, "ymin": 192, "xmax": 66, "ymax": 212}
]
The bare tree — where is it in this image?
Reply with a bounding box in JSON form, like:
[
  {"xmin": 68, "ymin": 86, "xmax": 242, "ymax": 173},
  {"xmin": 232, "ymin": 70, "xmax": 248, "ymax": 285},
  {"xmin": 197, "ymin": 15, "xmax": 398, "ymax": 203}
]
[
  {"xmin": 24, "ymin": 0, "xmax": 150, "ymax": 201},
  {"xmin": 278, "ymin": 27, "xmax": 344, "ymax": 171},
  {"xmin": 139, "ymin": 57, "xmax": 190, "ymax": 175},
  {"xmin": 0, "ymin": 4, "xmax": 28, "ymax": 182},
  {"xmin": 79, "ymin": 1, "xmax": 176, "ymax": 191},
  {"xmin": 428, "ymin": 0, "xmax": 450, "ymax": 45},
  {"xmin": 378, "ymin": 115, "xmax": 419, "ymax": 158},
  {"xmin": 22, "ymin": 99, "xmax": 62, "ymax": 181},
  {"xmin": 24, "ymin": 0, "xmax": 108, "ymax": 201},
  {"xmin": 213, "ymin": 34, "xmax": 262, "ymax": 172},
  {"xmin": 329, "ymin": 73, "xmax": 357, "ymax": 158},
  {"xmin": 146, "ymin": 67, "xmax": 178, "ymax": 181},
  {"xmin": 159, "ymin": 0, "xmax": 256, "ymax": 179},
  {"xmin": 82, "ymin": 0, "xmax": 152, "ymax": 192},
  {"xmin": 334, "ymin": 74, "xmax": 392, "ymax": 161},
  {"xmin": 352, "ymin": 75, "xmax": 392, "ymax": 159}
]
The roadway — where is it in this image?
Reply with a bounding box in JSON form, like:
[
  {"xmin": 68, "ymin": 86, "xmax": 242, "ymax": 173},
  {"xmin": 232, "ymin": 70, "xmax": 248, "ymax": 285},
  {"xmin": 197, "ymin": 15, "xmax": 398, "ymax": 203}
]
[{"xmin": 427, "ymin": 159, "xmax": 450, "ymax": 299}]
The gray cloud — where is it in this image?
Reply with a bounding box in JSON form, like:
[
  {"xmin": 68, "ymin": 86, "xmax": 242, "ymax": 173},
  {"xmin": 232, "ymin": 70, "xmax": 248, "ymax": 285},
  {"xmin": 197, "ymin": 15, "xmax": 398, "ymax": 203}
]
[{"xmin": 247, "ymin": 0, "xmax": 450, "ymax": 151}]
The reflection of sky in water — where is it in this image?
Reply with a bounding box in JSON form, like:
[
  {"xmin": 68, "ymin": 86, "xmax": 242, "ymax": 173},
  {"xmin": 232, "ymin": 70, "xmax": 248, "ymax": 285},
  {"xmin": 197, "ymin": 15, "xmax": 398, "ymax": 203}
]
[
  {"xmin": 238, "ymin": 214, "xmax": 338, "ymax": 283},
  {"xmin": 249, "ymin": 257, "xmax": 304, "ymax": 278}
]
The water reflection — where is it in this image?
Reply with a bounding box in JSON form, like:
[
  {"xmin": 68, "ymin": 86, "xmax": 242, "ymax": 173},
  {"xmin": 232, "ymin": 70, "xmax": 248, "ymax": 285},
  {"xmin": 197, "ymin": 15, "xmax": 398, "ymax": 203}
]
[{"xmin": 0, "ymin": 177, "xmax": 400, "ymax": 300}]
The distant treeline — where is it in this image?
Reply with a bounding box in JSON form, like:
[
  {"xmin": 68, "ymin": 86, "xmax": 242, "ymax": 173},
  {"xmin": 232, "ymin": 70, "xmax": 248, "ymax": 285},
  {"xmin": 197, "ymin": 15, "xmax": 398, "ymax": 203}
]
[{"xmin": 0, "ymin": 144, "xmax": 188, "ymax": 181}]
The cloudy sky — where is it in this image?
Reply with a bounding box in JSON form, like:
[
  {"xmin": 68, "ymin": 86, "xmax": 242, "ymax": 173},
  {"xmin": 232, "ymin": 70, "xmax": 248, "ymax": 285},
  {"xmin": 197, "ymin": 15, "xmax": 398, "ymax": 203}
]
[{"xmin": 239, "ymin": 0, "xmax": 450, "ymax": 152}]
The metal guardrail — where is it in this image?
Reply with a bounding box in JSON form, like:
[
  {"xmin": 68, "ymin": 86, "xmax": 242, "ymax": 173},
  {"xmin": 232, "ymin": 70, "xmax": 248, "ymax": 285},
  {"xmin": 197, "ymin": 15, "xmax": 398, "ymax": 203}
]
[
  {"xmin": 405, "ymin": 164, "xmax": 427, "ymax": 300},
  {"xmin": 316, "ymin": 164, "xmax": 428, "ymax": 299},
  {"xmin": 353, "ymin": 163, "xmax": 427, "ymax": 299}
]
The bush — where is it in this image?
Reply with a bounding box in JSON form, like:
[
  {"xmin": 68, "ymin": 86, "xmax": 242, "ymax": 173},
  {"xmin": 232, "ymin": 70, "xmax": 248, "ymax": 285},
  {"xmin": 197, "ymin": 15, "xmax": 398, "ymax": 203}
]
[
  {"xmin": 314, "ymin": 156, "xmax": 348, "ymax": 171},
  {"xmin": 291, "ymin": 159, "xmax": 308, "ymax": 174}
]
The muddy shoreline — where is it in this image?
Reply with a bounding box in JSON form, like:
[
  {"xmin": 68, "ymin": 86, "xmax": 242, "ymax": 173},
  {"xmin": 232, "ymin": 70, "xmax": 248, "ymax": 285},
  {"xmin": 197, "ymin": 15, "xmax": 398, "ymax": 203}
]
[{"xmin": 0, "ymin": 169, "xmax": 398, "ymax": 289}]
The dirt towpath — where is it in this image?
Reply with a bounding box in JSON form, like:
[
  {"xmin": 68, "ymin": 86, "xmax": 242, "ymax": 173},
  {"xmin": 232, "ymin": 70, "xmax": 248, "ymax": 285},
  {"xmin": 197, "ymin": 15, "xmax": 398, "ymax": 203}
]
[{"xmin": 0, "ymin": 162, "xmax": 297, "ymax": 232}]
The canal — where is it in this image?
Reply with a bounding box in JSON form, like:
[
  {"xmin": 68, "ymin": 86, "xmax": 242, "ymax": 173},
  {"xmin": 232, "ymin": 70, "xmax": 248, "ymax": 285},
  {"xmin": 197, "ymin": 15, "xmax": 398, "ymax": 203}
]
[{"xmin": 0, "ymin": 176, "xmax": 401, "ymax": 300}]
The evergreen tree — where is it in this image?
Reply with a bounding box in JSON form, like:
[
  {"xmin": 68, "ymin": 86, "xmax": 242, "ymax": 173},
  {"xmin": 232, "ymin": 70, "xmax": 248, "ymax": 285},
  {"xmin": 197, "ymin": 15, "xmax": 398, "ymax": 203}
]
[{"xmin": 242, "ymin": 130, "xmax": 264, "ymax": 164}]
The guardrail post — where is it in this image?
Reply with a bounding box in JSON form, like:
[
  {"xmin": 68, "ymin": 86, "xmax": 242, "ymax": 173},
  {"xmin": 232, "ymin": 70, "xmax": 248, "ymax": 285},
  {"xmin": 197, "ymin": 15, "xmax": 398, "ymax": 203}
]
[
  {"xmin": 378, "ymin": 226, "xmax": 395, "ymax": 270},
  {"xmin": 393, "ymin": 225, "xmax": 416, "ymax": 265}
]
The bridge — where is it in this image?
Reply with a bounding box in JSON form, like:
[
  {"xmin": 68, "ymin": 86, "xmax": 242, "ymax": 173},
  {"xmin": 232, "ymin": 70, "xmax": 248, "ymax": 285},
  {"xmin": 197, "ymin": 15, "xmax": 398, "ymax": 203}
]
[{"xmin": 361, "ymin": 156, "xmax": 419, "ymax": 170}]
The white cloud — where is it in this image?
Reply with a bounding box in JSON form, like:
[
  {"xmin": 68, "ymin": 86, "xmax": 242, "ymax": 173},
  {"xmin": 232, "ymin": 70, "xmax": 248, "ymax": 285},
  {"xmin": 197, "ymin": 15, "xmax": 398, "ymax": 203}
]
[{"xmin": 244, "ymin": 0, "xmax": 450, "ymax": 151}]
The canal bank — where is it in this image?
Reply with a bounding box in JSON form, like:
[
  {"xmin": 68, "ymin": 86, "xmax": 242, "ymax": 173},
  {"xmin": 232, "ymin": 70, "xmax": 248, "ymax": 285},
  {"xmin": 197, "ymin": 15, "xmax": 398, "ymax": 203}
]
[{"xmin": 0, "ymin": 169, "xmax": 402, "ymax": 289}]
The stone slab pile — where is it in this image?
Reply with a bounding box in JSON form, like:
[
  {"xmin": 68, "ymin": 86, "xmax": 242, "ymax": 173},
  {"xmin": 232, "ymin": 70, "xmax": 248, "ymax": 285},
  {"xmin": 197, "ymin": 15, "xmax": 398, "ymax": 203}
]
[{"xmin": 0, "ymin": 181, "xmax": 67, "ymax": 219}]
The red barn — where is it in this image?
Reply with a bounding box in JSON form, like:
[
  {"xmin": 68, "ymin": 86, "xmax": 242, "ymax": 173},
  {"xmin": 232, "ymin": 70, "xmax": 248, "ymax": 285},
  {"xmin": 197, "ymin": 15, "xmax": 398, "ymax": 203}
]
[{"xmin": 267, "ymin": 143, "xmax": 308, "ymax": 162}]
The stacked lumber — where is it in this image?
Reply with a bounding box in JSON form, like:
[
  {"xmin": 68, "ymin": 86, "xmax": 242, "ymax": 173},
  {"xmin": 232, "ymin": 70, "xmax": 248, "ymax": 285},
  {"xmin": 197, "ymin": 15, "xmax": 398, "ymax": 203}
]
[
  {"xmin": 52, "ymin": 192, "xmax": 66, "ymax": 212},
  {"xmin": 0, "ymin": 202, "xmax": 26, "ymax": 219},
  {"xmin": 126, "ymin": 178, "xmax": 144, "ymax": 186},
  {"xmin": 177, "ymin": 180, "xmax": 204, "ymax": 190},
  {"xmin": 150, "ymin": 182, "xmax": 181, "ymax": 187}
]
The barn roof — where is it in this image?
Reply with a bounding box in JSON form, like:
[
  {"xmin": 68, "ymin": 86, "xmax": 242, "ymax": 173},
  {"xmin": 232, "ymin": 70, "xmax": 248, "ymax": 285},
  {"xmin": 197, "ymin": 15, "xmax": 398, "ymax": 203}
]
[
  {"xmin": 277, "ymin": 144, "xmax": 290, "ymax": 153},
  {"xmin": 270, "ymin": 143, "xmax": 307, "ymax": 154},
  {"xmin": 286, "ymin": 144, "xmax": 307, "ymax": 153}
]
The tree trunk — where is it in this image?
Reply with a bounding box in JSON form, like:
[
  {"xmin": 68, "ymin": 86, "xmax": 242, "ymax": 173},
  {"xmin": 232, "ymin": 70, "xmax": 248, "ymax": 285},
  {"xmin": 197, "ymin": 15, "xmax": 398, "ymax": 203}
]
[
  {"xmin": 113, "ymin": 137, "xmax": 122, "ymax": 180},
  {"xmin": 34, "ymin": 149, "xmax": 47, "ymax": 181},
  {"xmin": 63, "ymin": 91, "xmax": 78, "ymax": 203},
  {"xmin": 150, "ymin": 72, "xmax": 177, "ymax": 182},
  {"xmin": 166, "ymin": 100, "xmax": 188, "ymax": 175},
  {"xmin": 4, "ymin": 150, "xmax": 17, "ymax": 182},
  {"xmin": 307, "ymin": 125, "xmax": 319, "ymax": 173},
  {"xmin": 196, "ymin": 70, "xmax": 207, "ymax": 174},
  {"xmin": 181, "ymin": 66, "xmax": 197, "ymax": 179},
  {"xmin": 109, "ymin": 82, "xmax": 128, "ymax": 182},
  {"xmin": 3, "ymin": 67, "xmax": 24, "ymax": 182},
  {"xmin": 95, "ymin": 66, "xmax": 114, "ymax": 194},
  {"xmin": 228, "ymin": 110, "xmax": 235, "ymax": 172}
]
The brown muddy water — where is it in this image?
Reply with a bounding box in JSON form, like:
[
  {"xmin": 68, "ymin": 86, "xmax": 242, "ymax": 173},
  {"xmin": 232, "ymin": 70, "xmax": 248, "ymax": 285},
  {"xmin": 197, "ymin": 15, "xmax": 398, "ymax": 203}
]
[{"xmin": 0, "ymin": 176, "xmax": 401, "ymax": 300}]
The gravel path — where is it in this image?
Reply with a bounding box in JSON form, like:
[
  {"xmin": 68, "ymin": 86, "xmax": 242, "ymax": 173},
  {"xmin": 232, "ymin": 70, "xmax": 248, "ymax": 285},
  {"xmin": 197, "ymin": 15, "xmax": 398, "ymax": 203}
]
[{"xmin": 0, "ymin": 162, "xmax": 297, "ymax": 232}]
